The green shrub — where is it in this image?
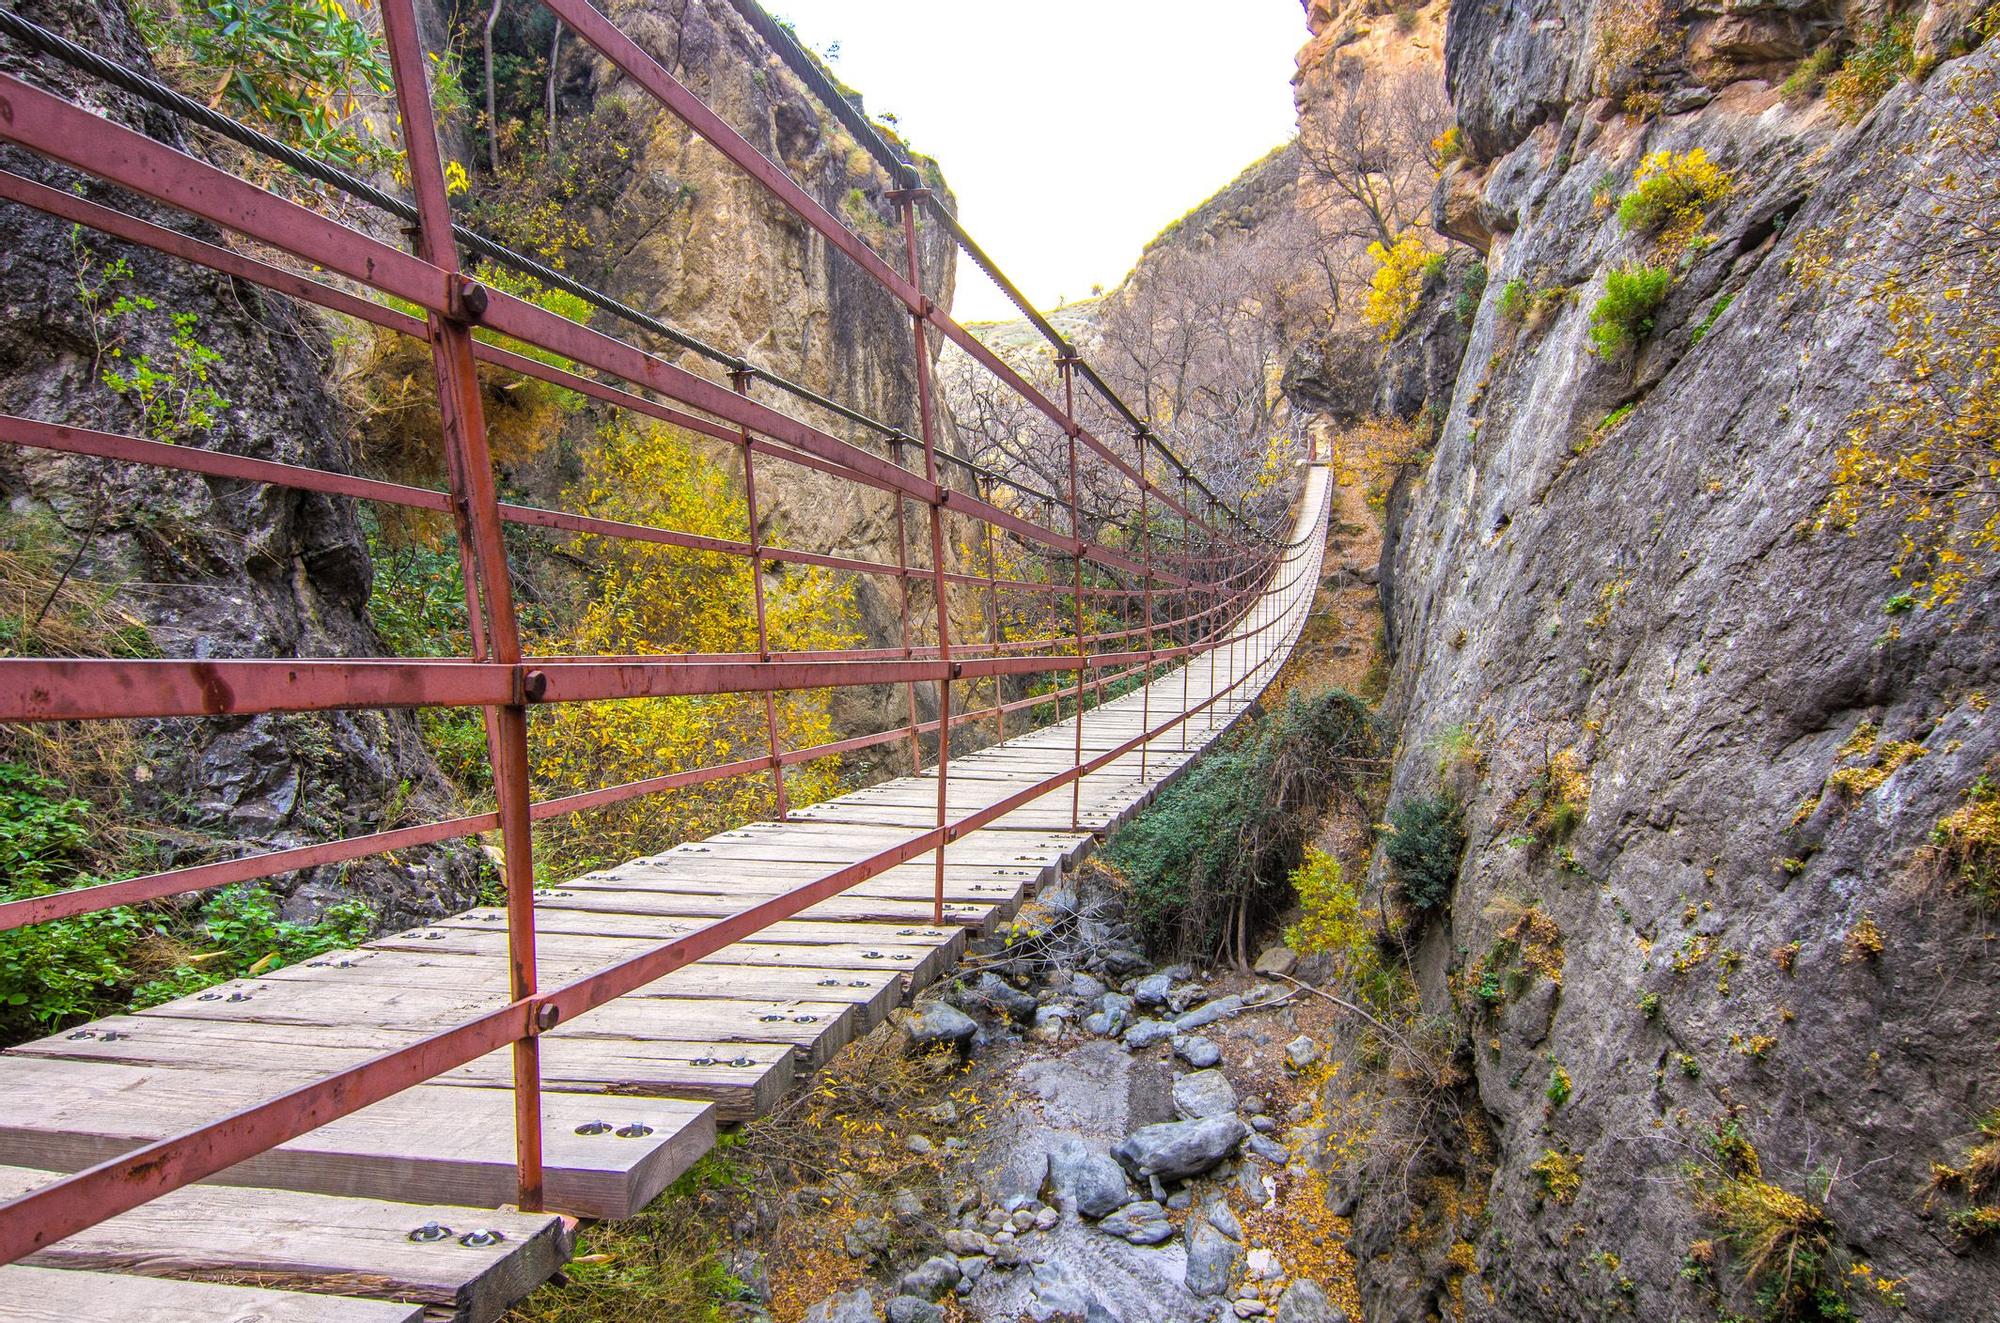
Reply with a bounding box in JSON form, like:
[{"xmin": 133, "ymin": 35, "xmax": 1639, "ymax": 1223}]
[
  {"xmin": 1109, "ymin": 688, "xmax": 1380, "ymax": 961},
  {"xmin": 1547, "ymin": 1062, "xmax": 1574, "ymax": 1107},
  {"xmin": 1499, "ymin": 277, "xmax": 1531, "ymax": 322},
  {"xmin": 1616, "ymin": 149, "xmax": 1733, "ymax": 252},
  {"xmin": 1588, "ymin": 265, "xmax": 1673, "ymax": 356},
  {"xmin": 1780, "ymin": 45, "xmax": 1840, "ymax": 104},
  {"xmin": 1826, "ymin": 19, "xmax": 1915, "ymax": 123},
  {"xmin": 1689, "ymin": 293, "xmax": 1734, "ymax": 345},
  {"xmin": 1384, "ymin": 793, "xmax": 1466, "ymax": 912}
]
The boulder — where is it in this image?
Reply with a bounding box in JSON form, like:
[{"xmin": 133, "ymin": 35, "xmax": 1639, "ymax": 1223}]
[
  {"xmin": 805, "ymin": 1288, "xmax": 880, "ymax": 1323},
  {"xmin": 1132, "ymin": 972, "xmax": 1174, "ymax": 1006},
  {"xmin": 1184, "ymin": 1221, "xmax": 1242, "ymax": 1296},
  {"xmin": 897, "ymin": 1001, "xmax": 977, "ymax": 1055},
  {"xmin": 1046, "ymin": 1137, "xmax": 1132, "ymax": 1218},
  {"xmin": 1274, "ymin": 1279, "xmax": 1344, "ymax": 1323},
  {"xmin": 898, "ymin": 1255, "xmax": 962, "ymax": 1300},
  {"xmin": 1122, "ymin": 1018, "xmax": 1176, "ymax": 1050},
  {"xmin": 968, "ymin": 972, "xmax": 1039, "ymax": 1023},
  {"xmin": 1112, "ymin": 1114, "xmax": 1248, "ymax": 1181},
  {"xmin": 1253, "ymin": 944, "xmax": 1299, "ymax": 977},
  {"xmin": 1206, "ymin": 1198, "xmax": 1243, "ymax": 1239},
  {"xmin": 1173, "ymin": 994, "xmax": 1248, "ymax": 1032},
  {"xmin": 1172, "ymin": 1033, "xmax": 1223, "ymax": 1068},
  {"xmin": 842, "ymin": 1215, "xmax": 890, "ymax": 1259},
  {"xmin": 1099, "ymin": 1199, "xmax": 1173, "ymax": 1245},
  {"xmin": 1243, "ymin": 1133, "xmax": 1289, "ymax": 1164},
  {"xmin": 1172, "ymin": 1068, "xmax": 1239, "ymax": 1119},
  {"xmin": 1284, "ymin": 1036, "xmax": 1321, "ymax": 1070},
  {"xmin": 886, "ymin": 1298, "xmax": 944, "ymax": 1323}
]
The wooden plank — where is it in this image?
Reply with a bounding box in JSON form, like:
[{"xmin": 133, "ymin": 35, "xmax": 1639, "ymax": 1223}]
[
  {"xmin": 422, "ymin": 907, "xmax": 992, "ymax": 946},
  {"xmin": 0, "ymin": 1057, "xmax": 715, "ymax": 1217},
  {"xmin": 0, "ymin": 1266, "xmax": 427, "ymax": 1323},
  {"xmin": 12, "ymin": 1018, "xmax": 791, "ymax": 1123},
  {"xmin": 136, "ymin": 976, "xmax": 861, "ymax": 1067},
  {"xmin": 267, "ymin": 946, "xmax": 906, "ymax": 1020},
  {"xmin": 0, "ymin": 1166, "xmax": 567, "ymax": 1323}
]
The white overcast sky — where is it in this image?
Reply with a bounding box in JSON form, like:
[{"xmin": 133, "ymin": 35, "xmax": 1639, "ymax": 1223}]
[{"xmin": 769, "ymin": 1, "xmax": 1309, "ymax": 322}]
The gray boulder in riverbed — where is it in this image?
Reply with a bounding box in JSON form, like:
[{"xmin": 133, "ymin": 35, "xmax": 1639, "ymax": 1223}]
[
  {"xmin": 1099, "ymin": 1199, "xmax": 1173, "ymax": 1245},
  {"xmin": 1172, "ymin": 1068, "xmax": 1238, "ymax": 1119},
  {"xmin": 1184, "ymin": 1221, "xmax": 1242, "ymax": 1296},
  {"xmin": 1045, "ymin": 1136, "xmax": 1133, "ymax": 1218},
  {"xmin": 1111, "ymin": 1113, "xmax": 1247, "ymax": 1181}
]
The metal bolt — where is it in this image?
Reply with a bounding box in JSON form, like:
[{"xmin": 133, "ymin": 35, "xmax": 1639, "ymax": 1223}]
[
  {"xmin": 101, "ymin": 1031, "xmax": 128, "ymax": 1041},
  {"xmin": 759, "ymin": 1014, "xmax": 784, "ymax": 1022},
  {"xmin": 574, "ymin": 1121, "xmax": 614, "ymax": 1136},
  {"xmin": 226, "ymin": 992, "xmax": 253, "ymax": 1003},
  {"xmin": 534, "ymin": 1004, "xmax": 561, "ymax": 1032},
  {"xmin": 897, "ymin": 929, "xmax": 917, "ymax": 936},
  {"xmin": 615, "ymin": 1123, "xmax": 654, "ymax": 1139},
  {"xmin": 408, "ymin": 1221, "xmax": 453, "ymax": 1243},
  {"xmin": 817, "ymin": 979, "xmax": 840, "ymax": 987},
  {"xmin": 797, "ymin": 1014, "xmax": 819, "ymax": 1024},
  {"xmin": 691, "ymin": 1056, "xmax": 717, "ymax": 1067},
  {"xmin": 458, "ymin": 1228, "xmax": 505, "ymax": 1248},
  {"xmin": 892, "ymin": 954, "xmax": 913, "ymax": 962},
  {"xmin": 66, "ymin": 1030, "xmax": 94, "ymax": 1040},
  {"xmin": 424, "ymin": 932, "xmax": 446, "ymax": 941},
  {"xmin": 848, "ymin": 980, "xmax": 868, "ymax": 988},
  {"xmin": 862, "ymin": 951, "xmax": 884, "ymax": 960},
  {"xmin": 197, "ymin": 993, "xmax": 222, "ymax": 1001},
  {"xmin": 729, "ymin": 1056, "xmax": 755, "ymax": 1068}
]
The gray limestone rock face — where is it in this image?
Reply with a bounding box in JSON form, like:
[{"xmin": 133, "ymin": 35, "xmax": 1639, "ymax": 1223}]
[
  {"xmin": 1027, "ymin": 1261, "xmax": 1121, "ymax": 1323},
  {"xmin": 1171, "ymin": 1068, "xmax": 1239, "ymax": 1120},
  {"xmin": 1112, "ymin": 1114, "xmax": 1248, "ymax": 1181},
  {"xmin": 1045, "ymin": 1136, "xmax": 1132, "ymax": 1219},
  {"xmin": 1099, "ymin": 1199, "xmax": 1174, "ymax": 1245}
]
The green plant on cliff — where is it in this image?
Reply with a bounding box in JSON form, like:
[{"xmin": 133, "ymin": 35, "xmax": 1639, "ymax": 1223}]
[
  {"xmin": 1931, "ymin": 775, "xmax": 2000, "ymax": 907},
  {"xmin": 1109, "ymin": 687, "xmax": 1380, "ymax": 964},
  {"xmin": 1383, "ymin": 793, "xmax": 1466, "ymax": 912},
  {"xmin": 1825, "ymin": 18, "xmax": 1916, "ymax": 124},
  {"xmin": 1588, "ymin": 264, "xmax": 1673, "ymax": 356},
  {"xmin": 1617, "ymin": 148, "xmax": 1733, "ymax": 254},
  {"xmin": 1685, "ymin": 1123, "xmax": 1882, "ymax": 1322},
  {"xmin": 134, "ymin": 0, "xmax": 397, "ymax": 171}
]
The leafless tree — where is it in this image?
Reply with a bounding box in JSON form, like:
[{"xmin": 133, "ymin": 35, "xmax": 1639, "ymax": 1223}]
[{"xmin": 1298, "ymin": 62, "xmax": 1451, "ymax": 250}]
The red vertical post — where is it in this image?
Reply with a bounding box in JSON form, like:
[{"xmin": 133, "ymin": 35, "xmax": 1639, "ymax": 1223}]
[
  {"xmin": 896, "ymin": 190, "xmax": 952, "ymax": 925},
  {"xmin": 732, "ymin": 368, "xmax": 788, "ymax": 822},
  {"xmin": 978, "ymin": 473, "xmax": 1005, "ymax": 744},
  {"xmin": 890, "ymin": 434, "xmax": 922, "ymax": 776},
  {"xmin": 378, "ymin": 0, "xmax": 544, "ymax": 1212},
  {"xmin": 1178, "ymin": 471, "xmax": 1192, "ymax": 751},
  {"xmin": 1060, "ymin": 356, "xmax": 1086, "ymax": 833},
  {"xmin": 1207, "ymin": 495, "xmax": 1221, "ymax": 733},
  {"xmin": 1136, "ymin": 431, "xmax": 1152, "ymax": 779}
]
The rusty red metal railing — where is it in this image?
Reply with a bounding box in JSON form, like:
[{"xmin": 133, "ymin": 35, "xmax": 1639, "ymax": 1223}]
[{"xmin": 0, "ymin": 0, "xmax": 1304, "ymax": 1266}]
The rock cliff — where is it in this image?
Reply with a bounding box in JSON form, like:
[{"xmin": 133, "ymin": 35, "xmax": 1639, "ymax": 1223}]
[{"xmin": 1341, "ymin": 0, "xmax": 2000, "ymax": 1316}]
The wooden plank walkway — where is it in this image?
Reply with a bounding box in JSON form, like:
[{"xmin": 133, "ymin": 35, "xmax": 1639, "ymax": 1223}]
[{"xmin": 0, "ymin": 467, "xmax": 1329, "ymax": 1321}]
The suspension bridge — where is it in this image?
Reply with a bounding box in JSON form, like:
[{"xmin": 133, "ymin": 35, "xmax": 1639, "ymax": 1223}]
[{"xmin": 0, "ymin": 0, "xmax": 1332, "ymax": 1316}]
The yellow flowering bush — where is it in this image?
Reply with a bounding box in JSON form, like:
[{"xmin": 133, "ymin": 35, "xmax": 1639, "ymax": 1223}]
[{"xmin": 1363, "ymin": 231, "xmax": 1432, "ymax": 342}]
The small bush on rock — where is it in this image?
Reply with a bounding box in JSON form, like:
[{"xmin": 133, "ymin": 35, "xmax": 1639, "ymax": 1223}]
[
  {"xmin": 1617, "ymin": 148, "xmax": 1733, "ymax": 254},
  {"xmin": 1588, "ymin": 265, "xmax": 1673, "ymax": 356},
  {"xmin": 1826, "ymin": 19, "xmax": 1915, "ymax": 123},
  {"xmin": 1363, "ymin": 231, "xmax": 1433, "ymax": 342},
  {"xmin": 1384, "ymin": 793, "xmax": 1466, "ymax": 913}
]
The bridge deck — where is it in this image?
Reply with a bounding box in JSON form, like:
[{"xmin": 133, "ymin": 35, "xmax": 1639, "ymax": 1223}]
[{"xmin": 0, "ymin": 468, "xmax": 1329, "ymax": 1321}]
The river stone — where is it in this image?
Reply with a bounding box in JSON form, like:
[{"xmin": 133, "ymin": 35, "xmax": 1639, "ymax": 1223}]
[
  {"xmin": 1172, "ymin": 994, "xmax": 1248, "ymax": 1031},
  {"xmin": 1206, "ymin": 1198, "xmax": 1244, "ymax": 1240},
  {"xmin": 1100, "ymin": 1199, "xmax": 1174, "ymax": 1245},
  {"xmin": 1123, "ymin": 1018, "xmax": 1176, "ymax": 1049},
  {"xmin": 898, "ymin": 1001, "xmax": 977, "ymax": 1055},
  {"xmin": 1284, "ymin": 1035, "xmax": 1321, "ymax": 1070},
  {"xmin": 1070, "ymin": 972, "xmax": 1108, "ymax": 1000},
  {"xmin": 970, "ymin": 972, "xmax": 1039, "ymax": 1023},
  {"xmin": 1172, "ymin": 1033, "xmax": 1223, "ymax": 1067},
  {"xmin": 1046, "ymin": 1136, "xmax": 1133, "ymax": 1218},
  {"xmin": 1185, "ymin": 1221, "xmax": 1243, "ymax": 1296},
  {"xmin": 886, "ymin": 1298, "xmax": 944, "ymax": 1323},
  {"xmin": 805, "ymin": 1288, "xmax": 879, "ymax": 1323},
  {"xmin": 1244, "ymin": 1133, "xmax": 1289, "ymax": 1164},
  {"xmin": 1172, "ymin": 1068, "xmax": 1239, "ymax": 1119},
  {"xmin": 843, "ymin": 1214, "xmax": 890, "ymax": 1259},
  {"xmin": 1273, "ymin": 1279, "xmax": 1344, "ymax": 1323},
  {"xmin": 1132, "ymin": 972, "xmax": 1174, "ymax": 1006},
  {"xmin": 1253, "ymin": 944, "xmax": 1299, "ymax": 977},
  {"xmin": 899, "ymin": 1255, "xmax": 962, "ymax": 1299},
  {"xmin": 1112, "ymin": 1114, "xmax": 1248, "ymax": 1181}
]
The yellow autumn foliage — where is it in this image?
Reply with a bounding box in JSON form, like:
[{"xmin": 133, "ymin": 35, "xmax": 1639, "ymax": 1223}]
[
  {"xmin": 1363, "ymin": 230, "xmax": 1432, "ymax": 342},
  {"xmin": 529, "ymin": 419, "xmax": 860, "ymax": 874}
]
